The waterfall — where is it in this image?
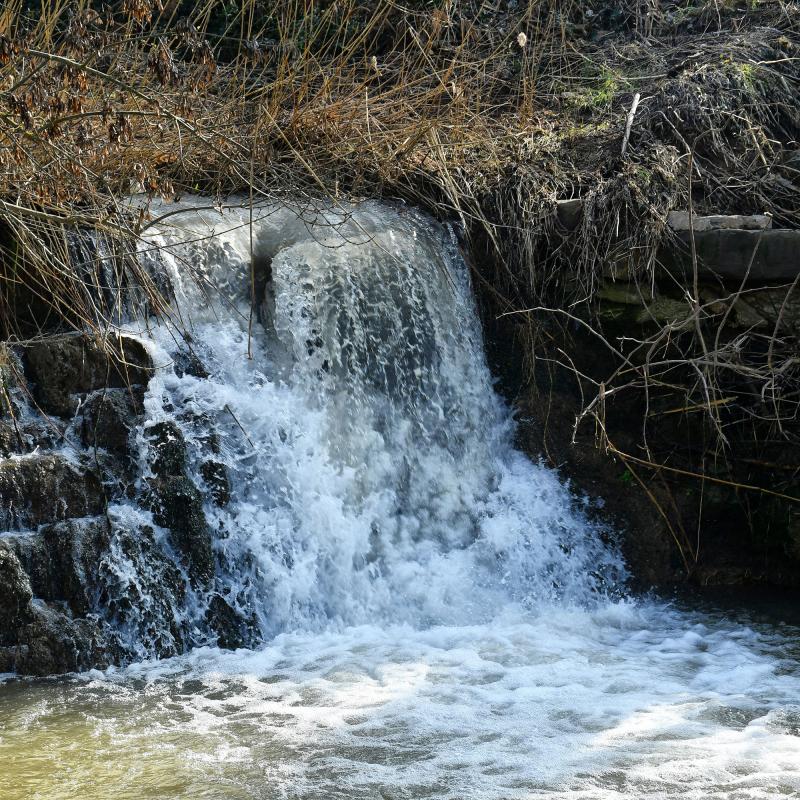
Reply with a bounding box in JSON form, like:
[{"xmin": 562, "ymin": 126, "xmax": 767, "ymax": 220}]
[
  {"xmin": 5, "ymin": 199, "xmax": 800, "ymax": 800},
  {"xmin": 100, "ymin": 197, "xmax": 624, "ymax": 658}
]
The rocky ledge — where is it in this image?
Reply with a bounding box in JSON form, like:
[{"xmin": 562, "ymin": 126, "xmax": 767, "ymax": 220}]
[{"xmin": 0, "ymin": 333, "xmax": 237, "ymax": 676}]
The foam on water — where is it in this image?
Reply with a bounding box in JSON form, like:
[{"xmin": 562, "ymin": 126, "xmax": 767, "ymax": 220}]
[
  {"xmin": 2, "ymin": 603, "xmax": 799, "ymax": 799},
  {"xmin": 1, "ymin": 198, "xmax": 799, "ymax": 798}
]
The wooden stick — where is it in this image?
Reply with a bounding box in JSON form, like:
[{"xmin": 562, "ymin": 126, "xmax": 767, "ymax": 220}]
[{"xmin": 621, "ymin": 92, "xmax": 641, "ymax": 156}]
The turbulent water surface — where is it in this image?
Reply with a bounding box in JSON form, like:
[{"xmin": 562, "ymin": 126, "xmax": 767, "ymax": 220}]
[{"xmin": 2, "ymin": 199, "xmax": 799, "ymax": 799}]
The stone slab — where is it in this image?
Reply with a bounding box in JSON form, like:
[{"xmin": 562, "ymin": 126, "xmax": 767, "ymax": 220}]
[
  {"xmin": 660, "ymin": 229, "xmax": 800, "ymax": 282},
  {"xmin": 555, "ymin": 199, "xmax": 583, "ymax": 231},
  {"xmin": 667, "ymin": 211, "xmax": 772, "ymax": 232}
]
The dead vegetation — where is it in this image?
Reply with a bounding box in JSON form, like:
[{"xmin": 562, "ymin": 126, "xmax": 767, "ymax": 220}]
[
  {"xmin": 0, "ymin": 0, "xmax": 799, "ymax": 575},
  {"xmin": 0, "ymin": 1, "xmax": 796, "ymax": 304}
]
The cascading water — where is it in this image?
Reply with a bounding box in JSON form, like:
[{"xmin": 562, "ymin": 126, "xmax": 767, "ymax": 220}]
[
  {"xmin": 2, "ymin": 199, "xmax": 799, "ymax": 800},
  {"xmin": 100, "ymin": 198, "xmax": 623, "ymax": 658}
]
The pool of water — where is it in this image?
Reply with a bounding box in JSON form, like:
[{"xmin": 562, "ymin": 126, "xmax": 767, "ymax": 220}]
[{"xmin": 3, "ymin": 599, "xmax": 799, "ymax": 800}]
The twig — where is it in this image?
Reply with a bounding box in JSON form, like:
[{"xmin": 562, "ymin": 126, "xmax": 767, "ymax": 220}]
[{"xmin": 620, "ymin": 92, "xmax": 640, "ymax": 156}]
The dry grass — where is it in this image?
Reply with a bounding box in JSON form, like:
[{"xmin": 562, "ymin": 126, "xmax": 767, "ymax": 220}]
[{"xmin": 0, "ymin": 2, "xmax": 793, "ymax": 301}]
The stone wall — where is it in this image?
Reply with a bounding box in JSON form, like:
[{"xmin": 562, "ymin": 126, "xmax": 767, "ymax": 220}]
[
  {"xmin": 0, "ymin": 333, "xmax": 236, "ymax": 675},
  {"xmin": 489, "ymin": 207, "xmax": 800, "ymax": 590}
]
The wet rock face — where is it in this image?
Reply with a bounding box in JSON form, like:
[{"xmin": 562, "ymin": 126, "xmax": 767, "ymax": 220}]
[
  {"xmin": 200, "ymin": 460, "xmax": 231, "ymax": 507},
  {"xmin": 205, "ymin": 593, "xmax": 249, "ymax": 650},
  {"xmin": 98, "ymin": 519, "xmax": 191, "ymax": 660},
  {"xmin": 173, "ymin": 348, "xmax": 210, "ymax": 379},
  {"xmin": 150, "ymin": 476, "xmax": 215, "ymax": 584},
  {"xmin": 0, "ymin": 549, "xmax": 33, "ymax": 644},
  {"xmin": 0, "ymin": 330, "xmax": 246, "ymax": 676},
  {"xmin": 0, "ymin": 332, "xmax": 157, "ymax": 676},
  {"xmin": 145, "ymin": 421, "xmax": 216, "ymax": 585},
  {"xmin": 0, "ymin": 455, "xmax": 105, "ymax": 530},
  {"xmin": 0, "ymin": 346, "xmax": 16, "ymax": 417},
  {"xmin": 23, "ymin": 333, "xmax": 152, "ymax": 416},
  {"xmin": 11, "ymin": 604, "xmax": 117, "ymax": 677},
  {"xmin": 0, "ymin": 519, "xmax": 117, "ymax": 675},
  {"xmin": 0, "ymin": 420, "xmax": 21, "ymax": 456},
  {"xmin": 81, "ymin": 389, "xmax": 141, "ymax": 460},
  {"xmin": 147, "ymin": 421, "xmax": 188, "ymax": 475},
  {"xmin": 4, "ymin": 518, "xmax": 111, "ymax": 615}
]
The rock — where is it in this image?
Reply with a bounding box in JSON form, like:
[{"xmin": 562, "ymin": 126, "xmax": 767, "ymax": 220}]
[
  {"xmin": 0, "ymin": 415, "xmax": 58, "ymax": 455},
  {"xmin": 0, "ymin": 454, "xmax": 105, "ymax": 529},
  {"xmin": 667, "ymin": 211, "xmax": 772, "ymax": 232},
  {"xmin": 11, "ymin": 602, "xmax": 116, "ymax": 676},
  {"xmin": 81, "ymin": 389, "xmax": 141, "ymax": 458},
  {"xmin": 173, "ymin": 348, "xmax": 210, "ymax": 379},
  {"xmin": 730, "ymin": 297, "xmax": 769, "ymax": 330},
  {"xmin": 741, "ymin": 287, "xmax": 800, "ymax": 335},
  {"xmin": 0, "ymin": 233, "xmax": 60, "ymax": 333},
  {"xmin": 635, "ymin": 296, "xmax": 689, "ymax": 325},
  {"xmin": 0, "ymin": 647, "xmax": 13, "ymax": 673},
  {"xmin": 556, "ymin": 198, "xmax": 584, "ymax": 231},
  {"xmin": 23, "ymin": 333, "xmax": 152, "ymax": 416},
  {"xmin": 661, "ymin": 229, "xmax": 800, "ymax": 283},
  {"xmin": 150, "ymin": 476, "xmax": 214, "ymax": 584},
  {"xmin": 0, "ymin": 420, "xmax": 22, "ymax": 456},
  {"xmin": 787, "ymin": 510, "xmax": 800, "ymax": 562},
  {"xmin": 0, "ymin": 344, "xmax": 17, "ymax": 417},
  {"xmin": 205, "ymin": 593, "xmax": 249, "ymax": 649},
  {"xmin": 0, "ymin": 548, "xmax": 33, "ymax": 644},
  {"xmin": 201, "ymin": 460, "xmax": 231, "ymax": 506},
  {"xmin": 100, "ymin": 518, "xmax": 188, "ymax": 658},
  {"xmin": 597, "ymin": 280, "xmax": 690, "ymax": 325},
  {"xmin": 146, "ymin": 421, "xmax": 187, "ymax": 476},
  {"xmin": 146, "ymin": 420, "xmax": 215, "ymax": 585},
  {"xmin": 2, "ymin": 518, "xmax": 110, "ymax": 614},
  {"xmin": 781, "ymin": 150, "xmax": 800, "ymax": 171},
  {"xmin": 598, "ymin": 281, "xmax": 652, "ymax": 306}
]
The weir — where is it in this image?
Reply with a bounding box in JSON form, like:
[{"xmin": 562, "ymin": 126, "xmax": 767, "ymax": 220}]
[{"xmin": 104, "ymin": 198, "xmax": 623, "ymax": 658}]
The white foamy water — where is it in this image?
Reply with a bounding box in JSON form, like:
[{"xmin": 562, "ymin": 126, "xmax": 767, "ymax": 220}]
[
  {"xmin": 1, "ymin": 198, "xmax": 799, "ymax": 799},
  {"xmin": 102, "ymin": 197, "xmax": 623, "ymax": 654},
  {"xmin": 3, "ymin": 603, "xmax": 800, "ymax": 799}
]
